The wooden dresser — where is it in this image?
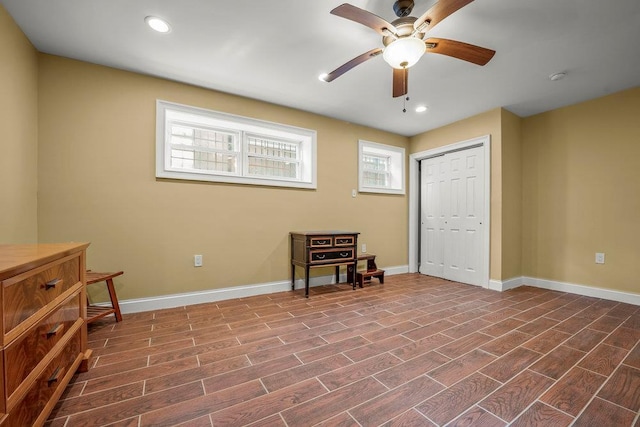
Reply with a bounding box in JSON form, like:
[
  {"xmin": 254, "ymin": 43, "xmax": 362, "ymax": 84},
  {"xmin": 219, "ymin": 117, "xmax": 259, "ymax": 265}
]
[
  {"xmin": 290, "ymin": 231, "xmax": 359, "ymax": 297},
  {"xmin": 0, "ymin": 243, "xmax": 91, "ymax": 426}
]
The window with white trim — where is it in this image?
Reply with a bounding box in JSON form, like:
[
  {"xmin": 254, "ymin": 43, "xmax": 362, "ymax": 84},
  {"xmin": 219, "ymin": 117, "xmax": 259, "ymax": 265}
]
[
  {"xmin": 156, "ymin": 100, "xmax": 316, "ymax": 189},
  {"xmin": 358, "ymin": 140, "xmax": 405, "ymax": 195}
]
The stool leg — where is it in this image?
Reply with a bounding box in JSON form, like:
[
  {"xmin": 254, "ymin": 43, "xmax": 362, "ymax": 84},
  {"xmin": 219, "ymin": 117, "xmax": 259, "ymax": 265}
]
[{"xmin": 105, "ymin": 278, "xmax": 123, "ymax": 322}]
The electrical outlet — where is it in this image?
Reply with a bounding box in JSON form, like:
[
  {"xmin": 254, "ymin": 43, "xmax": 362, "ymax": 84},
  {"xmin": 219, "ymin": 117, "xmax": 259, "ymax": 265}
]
[
  {"xmin": 352, "ymin": 189, "xmax": 357, "ymax": 198},
  {"xmin": 194, "ymin": 254, "xmax": 203, "ymax": 267},
  {"xmin": 362, "ymin": 243, "xmax": 367, "ymax": 253},
  {"xmin": 595, "ymin": 252, "xmax": 605, "ymax": 264}
]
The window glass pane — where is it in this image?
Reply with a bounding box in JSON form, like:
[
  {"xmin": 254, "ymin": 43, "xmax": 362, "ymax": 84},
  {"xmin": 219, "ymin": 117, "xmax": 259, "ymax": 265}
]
[
  {"xmin": 362, "ymin": 154, "xmax": 390, "ymax": 187},
  {"xmin": 170, "ymin": 149, "xmax": 194, "ymax": 169},
  {"xmin": 171, "ymin": 150, "xmax": 237, "ymax": 173},
  {"xmin": 363, "ymin": 154, "xmax": 389, "ymax": 171},
  {"xmin": 169, "ymin": 124, "xmax": 238, "ymax": 174},
  {"xmin": 247, "ymin": 157, "xmax": 298, "ymax": 178},
  {"xmin": 192, "ymin": 128, "xmax": 236, "ymax": 151},
  {"xmin": 247, "ymin": 136, "xmax": 298, "ymax": 158},
  {"xmin": 363, "ymin": 171, "xmax": 389, "ymax": 187},
  {"xmin": 193, "ymin": 152, "xmax": 237, "ymax": 172},
  {"xmin": 246, "ymin": 135, "xmax": 300, "ymax": 179},
  {"xmin": 171, "ymin": 126, "xmax": 193, "ymax": 137},
  {"xmin": 171, "ymin": 136, "xmax": 194, "ymax": 146}
]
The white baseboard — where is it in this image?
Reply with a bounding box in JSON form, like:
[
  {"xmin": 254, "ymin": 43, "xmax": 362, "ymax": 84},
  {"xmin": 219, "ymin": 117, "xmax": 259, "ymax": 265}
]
[
  {"xmin": 107, "ymin": 264, "xmax": 409, "ymax": 314},
  {"xmin": 101, "ymin": 268, "xmax": 639, "ymax": 315},
  {"xmin": 488, "ymin": 276, "xmax": 640, "ymax": 306},
  {"xmin": 522, "ymin": 276, "xmax": 640, "ymax": 306},
  {"xmin": 488, "ymin": 277, "xmax": 523, "ymax": 291}
]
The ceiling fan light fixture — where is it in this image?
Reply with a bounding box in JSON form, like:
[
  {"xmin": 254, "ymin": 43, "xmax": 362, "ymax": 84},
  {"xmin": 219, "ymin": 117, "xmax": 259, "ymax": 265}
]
[
  {"xmin": 383, "ymin": 37, "xmax": 426, "ymax": 69},
  {"xmin": 415, "ymin": 105, "xmax": 428, "ymax": 113}
]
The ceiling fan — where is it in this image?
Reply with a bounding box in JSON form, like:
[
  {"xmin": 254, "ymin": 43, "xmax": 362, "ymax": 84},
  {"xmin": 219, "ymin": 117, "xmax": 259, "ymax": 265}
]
[{"xmin": 322, "ymin": 0, "xmax": 496, "ymax": 98}]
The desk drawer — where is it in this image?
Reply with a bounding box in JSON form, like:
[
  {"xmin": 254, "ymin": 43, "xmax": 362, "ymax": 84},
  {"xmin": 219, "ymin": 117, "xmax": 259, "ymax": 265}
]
[
  {"xmin": 310, "ymin": 248, "xmax": 354, "ymax": 264},
  {"xmin": 334, "ymin": 235, "xmax": 355, "ymax": 246},
  {"xmin": 3, "ymin": 327, "xmax": 82, "ymax": 426},
  {"xmin": 5, "ymin": 293, "xmax": 81, "ymax": 400},
  {"xmin": 309, "ymin": 236, "xmax": 333, "ymax": 247},
  {"xmin": 2, "ymin": 254, "xmax": 80, "ymax": 337}
]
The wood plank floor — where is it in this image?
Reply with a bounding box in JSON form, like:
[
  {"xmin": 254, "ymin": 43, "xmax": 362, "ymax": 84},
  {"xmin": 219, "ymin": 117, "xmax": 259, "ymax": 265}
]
[{"xmin": 47, "ymin": 274, "xmax": 640, "ymax": 426}]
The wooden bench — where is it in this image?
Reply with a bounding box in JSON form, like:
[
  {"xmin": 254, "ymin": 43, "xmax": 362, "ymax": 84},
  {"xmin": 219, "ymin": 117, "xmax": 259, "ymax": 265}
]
[
  {"xmin": 347, "ymin": 254, "xmax": 385, "ymax": 288},
  {"xmin": 86, "ymin": 270, "xmax": 123, "ymax": 323}
]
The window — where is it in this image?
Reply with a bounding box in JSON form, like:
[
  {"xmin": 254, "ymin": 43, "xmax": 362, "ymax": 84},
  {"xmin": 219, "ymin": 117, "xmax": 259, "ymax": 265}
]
[
  {"xmin": 156, "ymin": 100, "xmax": 316, "ymax": 189},
  {"xmin": 358, "ymin": 140, "xmax": 405, "ymax": 195}
]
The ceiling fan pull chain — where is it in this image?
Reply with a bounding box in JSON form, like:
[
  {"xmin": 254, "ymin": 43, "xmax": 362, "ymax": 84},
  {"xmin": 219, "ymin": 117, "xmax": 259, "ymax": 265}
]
[{"xmin": 403, "ymin": 95, "xmax": 410, "ymax": 113}]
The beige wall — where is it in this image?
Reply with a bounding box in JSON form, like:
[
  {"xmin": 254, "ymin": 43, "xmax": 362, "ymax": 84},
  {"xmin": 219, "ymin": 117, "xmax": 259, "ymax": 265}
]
[
  {"xmin": 37, "ymin": 55, "xmax": 409, "ymax": 300},
  {"xmin": 0, "ymin": 5, "xmax": 39, "ymax": 243},
  {"xmin": 409, "ymin": 108, "xmax": 506, "ymax": 280},
  {"xmin": 501, "ymin": 109, "xmax": 523, "ymax": 280},
  {"xmin": 522, "ymin": 87, "xmax": 640, "ymax": 294}
]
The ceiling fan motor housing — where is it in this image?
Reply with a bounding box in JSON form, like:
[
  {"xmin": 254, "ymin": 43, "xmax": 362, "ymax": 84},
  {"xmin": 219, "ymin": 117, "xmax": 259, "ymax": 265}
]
[
  {"xmin": 382, "ymin": 17, "xmax": 424, "ymax": 47},
  {"xmin": 393, "ymin": 0, "xmax": 415, "ymax": 17}
]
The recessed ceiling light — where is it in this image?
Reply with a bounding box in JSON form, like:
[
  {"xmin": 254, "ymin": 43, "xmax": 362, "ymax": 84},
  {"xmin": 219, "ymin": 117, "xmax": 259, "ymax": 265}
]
[
  {"xmin": 549, "ymin": 72, "xmax": 566, "ymax": 81},
  {"xmin": 415, "ymin": 105, "xmax": 428, "ymax": 113},
  {"xmin": 145, "ymin": 16, "xmax": 171, "ymax": 33},
  {"xmin": 318, "ymin": 73, "xmax": 329, "ymax": 82}
]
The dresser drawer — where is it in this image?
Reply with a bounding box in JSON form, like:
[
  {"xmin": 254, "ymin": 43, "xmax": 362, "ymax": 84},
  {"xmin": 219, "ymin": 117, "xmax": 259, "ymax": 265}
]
[
  {"xmin": 4, "ymin": 293, "xmax": 81, "ymax": 401},
  {"xmin": 310, "ymin": 248, "xmax": 354, "ymax": 264},
  {"xmin": 334, "ymin": 235, "xmax": 355, "ymax": 246},
  {"xmin": 2, "ymin": 253, "xmax": 80, "ymax": 338},
  {"xmin": 2, "ymin": 328, "xmax": 82, "ymax": 427},
  {"xmin": 309, "ymin": 236, "xmax": 333, "ymax": 247}
]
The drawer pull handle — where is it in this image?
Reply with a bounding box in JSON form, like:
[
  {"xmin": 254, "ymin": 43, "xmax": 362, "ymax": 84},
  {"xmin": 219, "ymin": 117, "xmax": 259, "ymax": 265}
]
[
  {"xmin": 44, "ymin": 323, "xmax": 65, "ymax": 339},
  {"xmin": 47, "ymin": 366, "xmax": 65, "ymax": 387},
  {"xmin": 340, "ymin": 252, "xmax": 350, "ymax": 257},
  {"xmin": 315, "ymin": 254, "xmax": 326, "ymax": 260},
  {"xmin": 337, "ymin": 239, "xmax": 349, "ymax": 244},
  {"xmin": 42, "ymin": 278, "xmax": 62, "ymax": 290},
  {"xmin": 317, "ymin": 240, "xmax": 328, "ymax": 245}
]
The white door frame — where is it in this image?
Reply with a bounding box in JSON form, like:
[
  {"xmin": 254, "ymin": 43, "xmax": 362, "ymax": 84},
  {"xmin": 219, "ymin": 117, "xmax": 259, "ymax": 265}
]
[{"xmin": 408, "ymin": 135, "xmax": 491, "ymax": 288}]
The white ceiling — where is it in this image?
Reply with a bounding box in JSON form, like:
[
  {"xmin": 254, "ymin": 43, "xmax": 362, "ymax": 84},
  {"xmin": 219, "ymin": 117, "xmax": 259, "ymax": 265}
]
[{"xmin": 3, "ymin": 0, "xmax": 640, "ymax": 136}]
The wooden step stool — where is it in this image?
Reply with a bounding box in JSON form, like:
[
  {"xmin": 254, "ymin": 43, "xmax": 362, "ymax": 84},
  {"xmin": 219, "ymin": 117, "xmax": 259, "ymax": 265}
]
[
  {"xmin": 347, "ymin": 254, "xmax": 385, "ymax": 288},
  {"xmin": 86, "ymin": 270, "xmax": 123, "ymax": 323}
]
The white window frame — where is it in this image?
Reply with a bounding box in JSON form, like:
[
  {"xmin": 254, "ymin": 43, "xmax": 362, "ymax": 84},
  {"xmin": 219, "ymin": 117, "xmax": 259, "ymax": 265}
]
[
  {"xmin": 156, "ymin": 100, "xmax": 317, "ymax": 189},
  {"xmin": 358, "ymin": 140, "xmax": 405, "ymax": 195}
]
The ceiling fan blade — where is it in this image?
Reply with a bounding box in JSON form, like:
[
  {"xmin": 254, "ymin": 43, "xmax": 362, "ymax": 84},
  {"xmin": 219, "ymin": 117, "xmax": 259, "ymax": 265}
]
[
  {"xmin": 323, "ymin": 48, "xmax": 383, "ymax": 82},
  {"xmin": 414, "ymin": 0, "xmax": 474, "ymax": 32},
  {"xmin": 424, "ymin": 37, "xmax": 495, "ymax": 65},
  {"xmin": 393, "ymin": 68, "xmax": 408, "ymax": 98},
  {"xmin": 331, "ymin": 3, "xmax": 398, "ymax": 36}
]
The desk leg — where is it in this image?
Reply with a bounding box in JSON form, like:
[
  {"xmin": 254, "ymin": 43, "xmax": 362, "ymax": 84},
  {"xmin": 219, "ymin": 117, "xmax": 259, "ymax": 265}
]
[
  {"xmin": 291, "ymin": 263, "xmax": 295, "ymax": 291},
  {"xmin": 305, "ymin": 265, "xmax": 310, "ymax": 298},
  {"xmin": 352, "ymin": 260, "xmax": 357, "ymax": 290}
]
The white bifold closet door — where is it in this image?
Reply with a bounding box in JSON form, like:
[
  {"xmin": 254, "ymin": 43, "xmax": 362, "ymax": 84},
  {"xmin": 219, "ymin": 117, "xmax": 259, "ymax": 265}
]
[{"xmin": 419, "ymin": 146, "xmax": 485, "ymax": 286}]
